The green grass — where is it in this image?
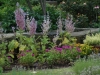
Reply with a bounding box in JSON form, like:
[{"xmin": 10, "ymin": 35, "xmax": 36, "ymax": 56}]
[
  {"xmin": 0, "ymin": 67, "xmax": 75, "ymax": 75},
  {"xmin": 72, "ymin": 54, "xmax": 100, "ymax": 74}
]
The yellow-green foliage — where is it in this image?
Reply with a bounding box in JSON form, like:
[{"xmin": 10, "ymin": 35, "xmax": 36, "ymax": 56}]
[
  {"xmin": 75, "ymin": 44, "xmax": 92, "ymax": 56},
  {"xmin": 80, "ymin": 44, "xmax": 92, "ymax": 55},
  {"xmin": 84, "ymin": 33, "xmax": 100, "ymax": 45}
]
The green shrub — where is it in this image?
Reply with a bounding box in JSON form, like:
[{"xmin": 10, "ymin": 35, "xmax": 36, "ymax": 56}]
[
  {"xmin": 0, "ymin": 6, "xmax": 15, "ymax": 32},
  {"xmin": 32, "ymin": 4, "xmax": 66, "ymax": 32},
  {"xmin": 18, "ymin": 50, "xmax": 36, "ymax": 66},
  {"xmin": 75, "ymin": 14, "xmax": 89, "ymax": 28},
  {"xmin": 0, "ymin": 67, "xmax": 3, "ymax": 73},
  {"xmin": 59, "ymin": 1, "xmax": 100, "ymax": 28},
  {"xmin": 43, "ymin": 45, "xmax": 81, "ymax": 66},
  {"xmin": 83, "ymin": 33, "xmax": 100, "ymax": 45}
]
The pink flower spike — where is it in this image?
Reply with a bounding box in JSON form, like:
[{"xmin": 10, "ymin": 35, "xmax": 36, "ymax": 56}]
[
  {"xmin": 14, "ymin": 3, "xmax": 25, "ymax": 30},
  {"xmin": 29, "ymin": 18, "xmax": 37, "ymax": 36}
]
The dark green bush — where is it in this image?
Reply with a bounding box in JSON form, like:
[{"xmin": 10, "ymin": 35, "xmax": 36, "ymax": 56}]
[
  {"xmin": 32, "ymin": 4, "xmax": 66, "ymax": 32},
  {"xmin": 0, "ymin": 1, "xmax": 66, "ymax": 32},
  {"xmin": 59, "ymin": 0, "xmax": 100, "ymax": 28},
  {"xmin": 75, "ymin": 14, "xmax": 89, "ymax": 28}
]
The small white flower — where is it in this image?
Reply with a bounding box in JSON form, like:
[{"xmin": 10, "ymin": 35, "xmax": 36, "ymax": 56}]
[
  {"xmin": 32, "ymin": 71, "xmax": 37, "ymax": 73},
  {"xmin": 83, "ymin": 3, "xmax": 86, "ymax": 5}
]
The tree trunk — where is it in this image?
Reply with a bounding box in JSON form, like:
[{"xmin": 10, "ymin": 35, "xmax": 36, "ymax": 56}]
[{"xmin": 39, "ymin": 0, "xmax": 46, "ymax": 15}]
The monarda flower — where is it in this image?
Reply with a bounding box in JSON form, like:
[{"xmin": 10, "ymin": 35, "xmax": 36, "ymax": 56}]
[
  {"xmin": 29, "ymin": 18, "xmax": 37, "ymax": 36},
  {"xmin": 55, "ymin": 47, "xmax": 63, "ymax": 52},
  {"xmin": 14, "ymin": 2, "xmax": 25, "ymax": 30},
  {"xmin": 45, "ymin": 49, "xmax": 49, "ymax": 52},
  {"xmin": 62, "ymin": 45, "xmax": 72, "ymax": 50},
  {"xmin": 32, "ymin": 53, "xmax": 34, "ymax": 56}
]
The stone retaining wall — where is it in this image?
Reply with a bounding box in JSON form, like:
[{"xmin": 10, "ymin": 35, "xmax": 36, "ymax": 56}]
[{"xmin": 0, "ymin": 28, "xmax": 100, "ymax": 43}]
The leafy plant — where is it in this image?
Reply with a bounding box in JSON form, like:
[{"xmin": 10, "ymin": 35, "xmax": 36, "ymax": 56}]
[
  {"xmin": 84, "ymin": 33, "xmax": 100, "ymax": 45},
  {"xmin": 0, "ymin": 67, "xmax": 3, "ymax": 73},
  {"xmin": 75, "ymin": 44, "xmax": 92, "ymax": 57},
  {"xmin": 18, "ymin": 50, "xmax": 36, "ymax": 66},
  {"xmin": 40, "ymin": 35, "xmax": 51, "ymax": 52},
  {"xmin": 43, "ymin": 45, "xmax": 81, "ymax": 66},
  {"xmin": 33, "ymin": 4, "xmax": 66, "ymax": 31},
  {"xmin": 8, "ymin": 40, "xmax": 19, "ymax": 52},
  {"xmin": 0, "ymin": 42, "xmax": 11, "ymax": 67},
  {"xmin": 75, "ymin": 14, "xmax": 89, "ymax": 28},
  {"xmin": 59, "ymin": 0, "xmax": 100, "ymax": 28},
  {"xmin": 58, "ymin": 32, "xmax": 77, "ymax": 45}
]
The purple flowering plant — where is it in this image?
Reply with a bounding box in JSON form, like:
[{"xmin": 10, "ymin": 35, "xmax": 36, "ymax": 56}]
[
  {"xmin": 42, "ymin": 45, "xmax": 81, "ymax": 66},
  {"xmin": 14, "ymin": 2, "xmax": 25, "ymax": 30},
  {"xmin": 10, "ymin": 2, "xmax": 38, "ymax": 60}
]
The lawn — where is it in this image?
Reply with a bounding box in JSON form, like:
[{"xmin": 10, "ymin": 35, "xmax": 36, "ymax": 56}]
[{"xmin": 0, "ymin": 67, "xmax": 75, "ymax": 75}]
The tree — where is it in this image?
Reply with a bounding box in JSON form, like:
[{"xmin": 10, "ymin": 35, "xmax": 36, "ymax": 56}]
[{"xmin": 39, "ymin": 0, "xmax": 46, "ymax": 16}]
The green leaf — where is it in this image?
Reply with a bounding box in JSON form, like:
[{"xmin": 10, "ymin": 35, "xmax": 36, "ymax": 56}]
[
  {"xmin": 7, "ymin": 54, "xmax": 14, "ymax": 58},
  {"xmin": 1, "ymin": 50, "xmax": 6, "ymax": 54}
]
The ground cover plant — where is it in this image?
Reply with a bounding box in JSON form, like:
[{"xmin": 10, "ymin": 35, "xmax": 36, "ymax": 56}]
[{"xmin": 72, "ymin": 53, "xmax": 100, "ymax": 75}]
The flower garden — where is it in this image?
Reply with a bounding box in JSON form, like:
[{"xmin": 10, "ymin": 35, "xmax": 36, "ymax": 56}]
[{"xmin": 0, "ymin": 0, "xmax": 100, "ymax": 75}]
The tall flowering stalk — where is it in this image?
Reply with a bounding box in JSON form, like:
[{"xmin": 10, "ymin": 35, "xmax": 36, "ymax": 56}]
[
  {"xmin": 29, "ymin": 18, "xmax": 37, "ymax": 36},
  {"xmin": 65, "ymin": 14, "xmax": 75, "ymax": 33},
  {"xmin": 41, "ymin": 12, "xmax": 51, "ymax": 35},
  {"xmin": 14, "ymin": 2, "xmax": 25, "ymax": 30},
  {"xmin": 26, "ymin": 12, "xmax": 31, "ymax": 31},
  {"xmin": 53, "ymin": 30, "xmax": 59, "ymax": 44},
  {"xmin": 57, "ymin": 15, "xmax": 63, "ymax": 34}
]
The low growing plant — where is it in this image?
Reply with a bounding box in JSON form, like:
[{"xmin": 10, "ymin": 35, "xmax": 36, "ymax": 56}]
[
  {"xmin": 43, "ymin": 45, "xmax": 81, "ymax": 67},
  {"xmin": 0, "ymin": 41, "xmax": 13, "ymax": 68},
  {"xmin": 75, "ymin": 44, "xmax": 93, "ymax": 57},
  {"xmin": 80, "ymin": 65, "xmax": 100, "ymax": 75},
  {"xmin": 72, "ymin": 53, "xmax": 100, "ymax": 75},
  {"xmin": 18, "ymin": 50, "xmax": 36, "ymax": 67}
]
